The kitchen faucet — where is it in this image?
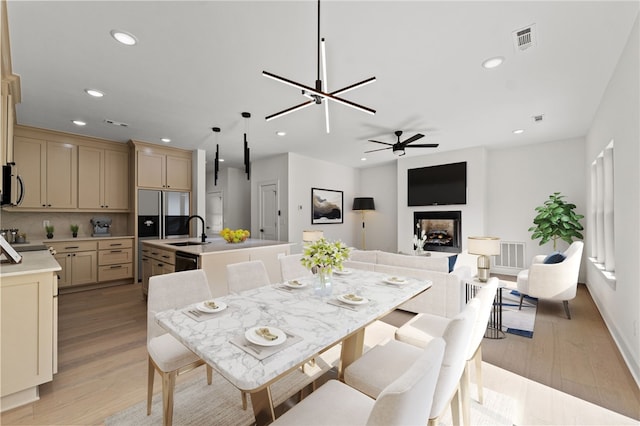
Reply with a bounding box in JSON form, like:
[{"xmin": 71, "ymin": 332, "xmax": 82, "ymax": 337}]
[{"xmin": 187, "ymin": 215, "xmax": 207, "ymax": 242}]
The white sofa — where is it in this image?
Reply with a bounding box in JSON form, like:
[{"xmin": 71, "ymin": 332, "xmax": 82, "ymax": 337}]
[{"xmin": 344, "ymin": 249, "xmax": 472, "ymax": 318}]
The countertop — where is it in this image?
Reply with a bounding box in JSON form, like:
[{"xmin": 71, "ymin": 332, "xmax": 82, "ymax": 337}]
[
  {"xmin": 143, "ymin": 237, "xmax": 295, "ymax": 256},
  {"xmin": 0, "ymin": 249, "xmax": 61, "ymax": 278}
]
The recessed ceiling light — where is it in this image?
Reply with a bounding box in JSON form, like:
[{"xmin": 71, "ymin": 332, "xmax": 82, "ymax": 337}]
[
  {"xmin": 482, "ymin": 56, "xmax": 504, "ymax": 69},
  {"xmin": 361, "ymin": 157, "xmax": 367, "ymax": 161},
  {"xmin": 219, "ymin": 158, "xmax": 225, "ymax": 162},
  {"xmin": 161, "ymin": 138, "xmax": 171, "ymax": 143},
  {"xmin": 276, "ymin": 131, "xmax": 287, "ymax": 137},
  {"xmin": 513, "ymin": 129, "xmax": 524, "ymax": 134},
  {"xmin": 72, "ymin": 120, "xmax": 87, "ymax": 126},
  {"xmin": 84, "ymin": 89, "xmax": 104, "ymax": 98},
  {"xmin": 110, "ymin": 30, "xmax": 137, "ymax": 46}
]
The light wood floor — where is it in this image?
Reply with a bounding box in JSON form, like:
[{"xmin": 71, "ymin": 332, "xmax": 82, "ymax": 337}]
[{"xmin": 1, "ymin": 281, "xmax": 638, "ymax": 425}]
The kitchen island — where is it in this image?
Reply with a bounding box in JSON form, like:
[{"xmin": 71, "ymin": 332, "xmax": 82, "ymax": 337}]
[
  {"xmin": 0, "ymin": 249, "xmax": 61, "ymax": 412},
  {"xmin": 141, "ymin": 238, "xmax": 295, "ymax": 297}
]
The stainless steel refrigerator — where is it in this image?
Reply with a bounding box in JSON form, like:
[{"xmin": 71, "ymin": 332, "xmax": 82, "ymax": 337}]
[{"xmin": 137, "ymin": 189, "xmax": 190, "ymax": 277}]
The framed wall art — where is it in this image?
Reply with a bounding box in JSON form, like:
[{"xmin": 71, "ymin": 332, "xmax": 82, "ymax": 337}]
[{"xmin": 311, "ymin": 188, "xmax": 343, "ymax": 224}]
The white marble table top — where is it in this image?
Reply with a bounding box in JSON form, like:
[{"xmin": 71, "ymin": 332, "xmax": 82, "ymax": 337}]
[{"xmin": 156, "ymin": 269, "xmax": 431, "ymax": 391}]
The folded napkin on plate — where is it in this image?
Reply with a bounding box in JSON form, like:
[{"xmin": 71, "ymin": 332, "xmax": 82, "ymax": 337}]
[
  {"xmin": 256, "ymin": 327, "xmax": 279, "ymax": 341},
  {"xmin": 204, "ymin": 300, "xmax": 218, "ymax": 309},
  {"xmin": 343, "ymin": 293, "xmax": 363, "ymax": 302}
]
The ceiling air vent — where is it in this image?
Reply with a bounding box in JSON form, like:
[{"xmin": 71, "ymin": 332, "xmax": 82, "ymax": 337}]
[
  {"xmin": 104, "ymin": 119, "xmax": 129, "ymax": 128},
  {"xmin": 513, "ymin": 24, "xmax": 536, "ymax": 52},
  {"xmin": 533, "ymin": 114, "xmax": 544, "ymax": 123}
]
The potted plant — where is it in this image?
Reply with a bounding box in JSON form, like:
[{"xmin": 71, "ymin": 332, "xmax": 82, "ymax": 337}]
[
  {"xmin": 70, "ymin": 224, "xmax": 79, "ymax": 238},
  {"xmin": 301, "ymin": 238, "xmax": 351, "ymax": 296},
  {"xmin": 528, "ymin": 192, "xmax": 584, "ymax": 251},
  {"xmin": 45, "ymin": 225, "xmax": 55, "ymax": 239}
]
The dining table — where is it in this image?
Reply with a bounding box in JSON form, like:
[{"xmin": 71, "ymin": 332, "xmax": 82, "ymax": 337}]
[{"xmin": 155, "ymin": 268, "xmax": 432, "ymax": 425}]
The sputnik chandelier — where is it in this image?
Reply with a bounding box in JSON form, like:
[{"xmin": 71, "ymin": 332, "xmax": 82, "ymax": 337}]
[{"xmin": 262, "ymin": 0, "xmax": 376, "ymax": 133}]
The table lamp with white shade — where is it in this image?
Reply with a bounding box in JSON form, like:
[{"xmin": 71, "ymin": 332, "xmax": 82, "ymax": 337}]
[
  {"xmin": 302, "ymin": 230, "xmax": 324, "ymax": 243},
  {"xmin": 468, "ymin": 236, "xmax": 501, "ymax": 282}
]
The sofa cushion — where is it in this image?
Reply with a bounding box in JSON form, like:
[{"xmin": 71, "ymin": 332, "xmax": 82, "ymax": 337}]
[
  {"xmin": 376, "ymin": 251, "xmax": 449, "ymax": 273},
  {"xmin": 349, "ymin": 249, "xmax": 378, "ymax": 264},
  {"xmin": 543, "ymin": 252, "xmax": 566, "ymax": 264}
]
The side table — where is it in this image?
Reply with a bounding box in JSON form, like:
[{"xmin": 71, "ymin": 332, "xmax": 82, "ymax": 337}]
[{"xmin": 465, "ymin": 278, "xmax": 506, "ymax": 339}]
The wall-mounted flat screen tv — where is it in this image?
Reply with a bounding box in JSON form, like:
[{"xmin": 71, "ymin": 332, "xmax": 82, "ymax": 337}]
[{"xmin": 407, "ymin": 161, "xmax": 467, "ymax": 206}]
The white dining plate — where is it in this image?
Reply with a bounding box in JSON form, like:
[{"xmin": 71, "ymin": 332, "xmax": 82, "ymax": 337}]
[
  {"xmin": 245, "ymin": 326, "xmax": 287, "ymax": 346},
  {"xmin": 333, "ymin": 269, "xmax": 352, "ymax": 275},
  {"xmin": 337, "ymin": 293, "xmax": 369, "ymax": 305},
  {"xmin": 284, "ymin": 280, "xmax": 308, "ymax": 289},
  {"xmin": 383, "ymin": 276, "xmax": 407, "ymax": 285},
  {"xmin": 196, "ymin": 300, "xmax": 228, "ymax": 313}
]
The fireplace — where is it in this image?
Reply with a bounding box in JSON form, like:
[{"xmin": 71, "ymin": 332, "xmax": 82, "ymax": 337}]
[{"xmin": 414, "ymin": 211, "xmax": 462, "ymax": 253}]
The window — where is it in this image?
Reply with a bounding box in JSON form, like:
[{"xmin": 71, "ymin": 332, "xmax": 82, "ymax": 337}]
[{"xmin": 590, "ymin": 140, "xmax": 615, "ymax": 282}]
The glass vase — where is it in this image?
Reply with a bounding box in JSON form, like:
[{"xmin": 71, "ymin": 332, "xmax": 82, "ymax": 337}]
[{"xmin": 313, "ymin": 268, "xmax": 333, "ymax": 297}]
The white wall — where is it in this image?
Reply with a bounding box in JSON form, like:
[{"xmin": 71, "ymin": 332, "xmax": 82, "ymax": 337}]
[
  {"xmin": 286, "ymin": 152, "xmax": 359, "ymax": 253},
  {"xmin": 206, "ymin": 166, "xmax": 250, "ymax": 231},
  {"xmin": 396, "ymin": 147, "xmax": 487, "ymax": 254},
  {"xmin": 358, "ymin": 163, "xmax": 397, "ymax": 252},
  {"xmin": 585, "ymin": 15, "xmax": 639, "ymax": 385},
  {"xmin": 487, "ymin": 137, "xmax": 586, "ymax": 279}
]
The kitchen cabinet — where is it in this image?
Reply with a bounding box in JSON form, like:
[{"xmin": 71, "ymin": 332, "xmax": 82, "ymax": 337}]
[
  {"xmin": 78, "ymin": 146, "xmax": 129, "ymax": 210},
  {"xmin": 141, "ymin": 243, "xmax": 175, "ymax": 296},
  {"xmin": 97, "ymin": 238, "xmax": 134, "ymax": 282},
  {"xmin": 12, "ymin": 136, "xmax": 77, "ymax": 209},
  {"xmin": 1, "ymin": 251, "xmax": 59, "ymax": 410},
  {"xmin": 136, "ymin": 150, "xmax": 191, "ymax": 191},
  {"xmin": 49, "ymin": 241, "xmax": 98, "ymax": 287}
]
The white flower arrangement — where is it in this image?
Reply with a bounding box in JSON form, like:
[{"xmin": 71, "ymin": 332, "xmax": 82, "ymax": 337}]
[
  {"xmin": 413, "ymin": 230, "xmax": 427, "ymax": 251},
  {"xmin": 300, "ymin": 238, "xmax": 351, "ymax": 273}
]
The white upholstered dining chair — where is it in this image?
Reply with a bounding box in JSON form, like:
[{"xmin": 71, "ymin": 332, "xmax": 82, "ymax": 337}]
[
  {"xmin": 271, "ymin": 337, "xmax": 445, "ymax": 426},
  {"xmin": 344, "ymin": 299, "xmax": 479, "ymax": 426},
  {"xmin": 279, "ymin": 253, "xmax": 312, "ymax": 281},
  {"xmin": 147, "ymin": 270, "xmax": 216, "ymax": 426},
  {"xmin": 517, "ymin": 241, "xmax": 584, "ymax": 319},
  {"xmin": 226, "ymin": 259, "xmax": 270, "ymax": 293},
  {"xmin": 395, "ymin": 278, "xmax": 498, "ymax": 426}
]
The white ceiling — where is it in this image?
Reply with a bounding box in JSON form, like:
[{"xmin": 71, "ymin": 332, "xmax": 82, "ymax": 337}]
[{"xmin": 6, "ymin": 1, "xmax": 639, "ymax": 170}]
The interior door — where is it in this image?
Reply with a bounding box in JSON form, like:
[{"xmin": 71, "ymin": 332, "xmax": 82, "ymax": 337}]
[
  {"xmin": 259, "ymin": 182, "xmax": 278, "ymax": 241},
  {"xmin": 206, "ymin": 191, "xmax": 223, "ymax": 233}
]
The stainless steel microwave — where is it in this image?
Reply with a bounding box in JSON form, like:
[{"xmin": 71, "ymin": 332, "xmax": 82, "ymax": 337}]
[{"xmin": 1, "ymin": 163, "xmax": 24, "ymax": 206}]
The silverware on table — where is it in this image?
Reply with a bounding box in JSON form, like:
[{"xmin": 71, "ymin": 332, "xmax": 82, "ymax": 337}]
[{"xmin": 189, "ymin": 309, "xmax": 201, "ymax": 317}]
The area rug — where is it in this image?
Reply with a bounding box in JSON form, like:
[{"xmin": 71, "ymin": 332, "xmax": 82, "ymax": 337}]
[
  {"xmin": 106, "ymin": 366, "xmax": 515, "ymax": 426},
  {"xmin": 501, "ymin": 288, "xmax": 538, "ymax": 338}
]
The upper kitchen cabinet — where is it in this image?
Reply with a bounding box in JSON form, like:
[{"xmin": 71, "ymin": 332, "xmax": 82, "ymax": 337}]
[
  {"xmin": 131, "ymin": 140, "xmax": 192, "ymax": 191},
  {"xmin": 8, "ymin": 125, "xmax": 130, "ymax": 212},
  {"xmin": 78, "ymin": 146, "xmax": 129, "ymax": 211},
  {"xmin": 13, "ymin": 135, "xmax": 77, "ymax": 209}
]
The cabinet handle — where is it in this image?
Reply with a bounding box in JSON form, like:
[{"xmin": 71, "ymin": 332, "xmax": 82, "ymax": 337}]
[
  {"xmin": 151, "ymin": 251, "xmax": 159, "ymax": 255},
  {"xmin": 110, "ymin": 243, "xmax": 123, "ymax": 247},
  {"xmin": 65, "ymin": 246, "xmax": 80, "ymax": 249},
  {"xmin": 161, "ymin": 255, "xmax": 170, "ymax": 259},
  {"xmin": 110, "ymin": 265, "xmax": 123, "ymax": 269},
  {"xmin": 110, "ymin": 250, "xmax": 123, "ymax": 253}
]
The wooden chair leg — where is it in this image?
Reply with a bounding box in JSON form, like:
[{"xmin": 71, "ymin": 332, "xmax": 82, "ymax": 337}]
[
  {"xmin": 206, "ymin": 365, "xmax": 213, "ymax": 385},
  {"xmin": 161, "ymin": 371, "xmax": 176, "ymax": 426},
  {"xmin": 474, "ymin": 346, "xmax": 484, "ymax": 404},
  {"xmin": 460, "ymin": 365, "xmax": 471, "ymax": 426},
  {"xmin": 450, "ymin": 387, "xmax": 462, "ymax": 426},
  {"xmin": 563, "ymin": 300, "xmax": 571, "ymax": 319},
  {"xmin": 147, "ymin": 356, "xmax": 155, "ymax": 415},
  {"xmin": 242, "ymin": 391, "xmax": 248, "ymax": 410}
]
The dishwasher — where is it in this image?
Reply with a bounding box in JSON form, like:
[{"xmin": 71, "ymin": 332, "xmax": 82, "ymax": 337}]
[{"xmin": 174, "ymin": 251, "xmax": 199, "ymax": 271}]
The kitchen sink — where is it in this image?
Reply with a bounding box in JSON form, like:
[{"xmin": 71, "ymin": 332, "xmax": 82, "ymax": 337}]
[{"xmin": 167, "ymin": 241, "xmax": 210, "ymax": 246}]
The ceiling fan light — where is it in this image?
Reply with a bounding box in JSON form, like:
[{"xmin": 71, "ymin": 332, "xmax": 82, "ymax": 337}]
[{"xmin": 393, "ymin": 147, "xmax": 405, "ymax": 156}]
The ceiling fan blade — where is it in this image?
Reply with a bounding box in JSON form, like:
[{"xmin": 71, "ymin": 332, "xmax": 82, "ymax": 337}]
[
  {"xmin": 404, "ymin": 144, "xmax": 440, "ymax": 148},
  {"xmin": 367, "ymin": 140, "xmax": 394, "ymax": 146},
  {"xmin": 365, "ymin": 147, "xmax": 391, "ymax": 153},
  {"xmin": 263, "ymin": 70, "xmax": 376, "ymax": 116},
  {"xmin": 265, "ymin": 100, "xmax": 314, "ymax": 121},
  {"xmin": 401, "ymin": 133, "xmax": 425, "ymax": 145}
]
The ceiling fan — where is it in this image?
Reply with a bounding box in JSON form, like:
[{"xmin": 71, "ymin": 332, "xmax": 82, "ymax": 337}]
[
  {"xmin": 365, "ymin": 131, "xmax": 439, "ymax": 157},
  {"xmin": 262, "ymin": 0, "xmax": 376, "ymax": 133}
]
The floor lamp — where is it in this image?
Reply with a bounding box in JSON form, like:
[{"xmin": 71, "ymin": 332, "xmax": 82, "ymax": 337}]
[
  {"xmin": 468, "ymin": 236, "xmax": 501, "ymax": 282},
  {"xmin": 352, "ymin": 197, "xmax": 375, "ymax": 250}
]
